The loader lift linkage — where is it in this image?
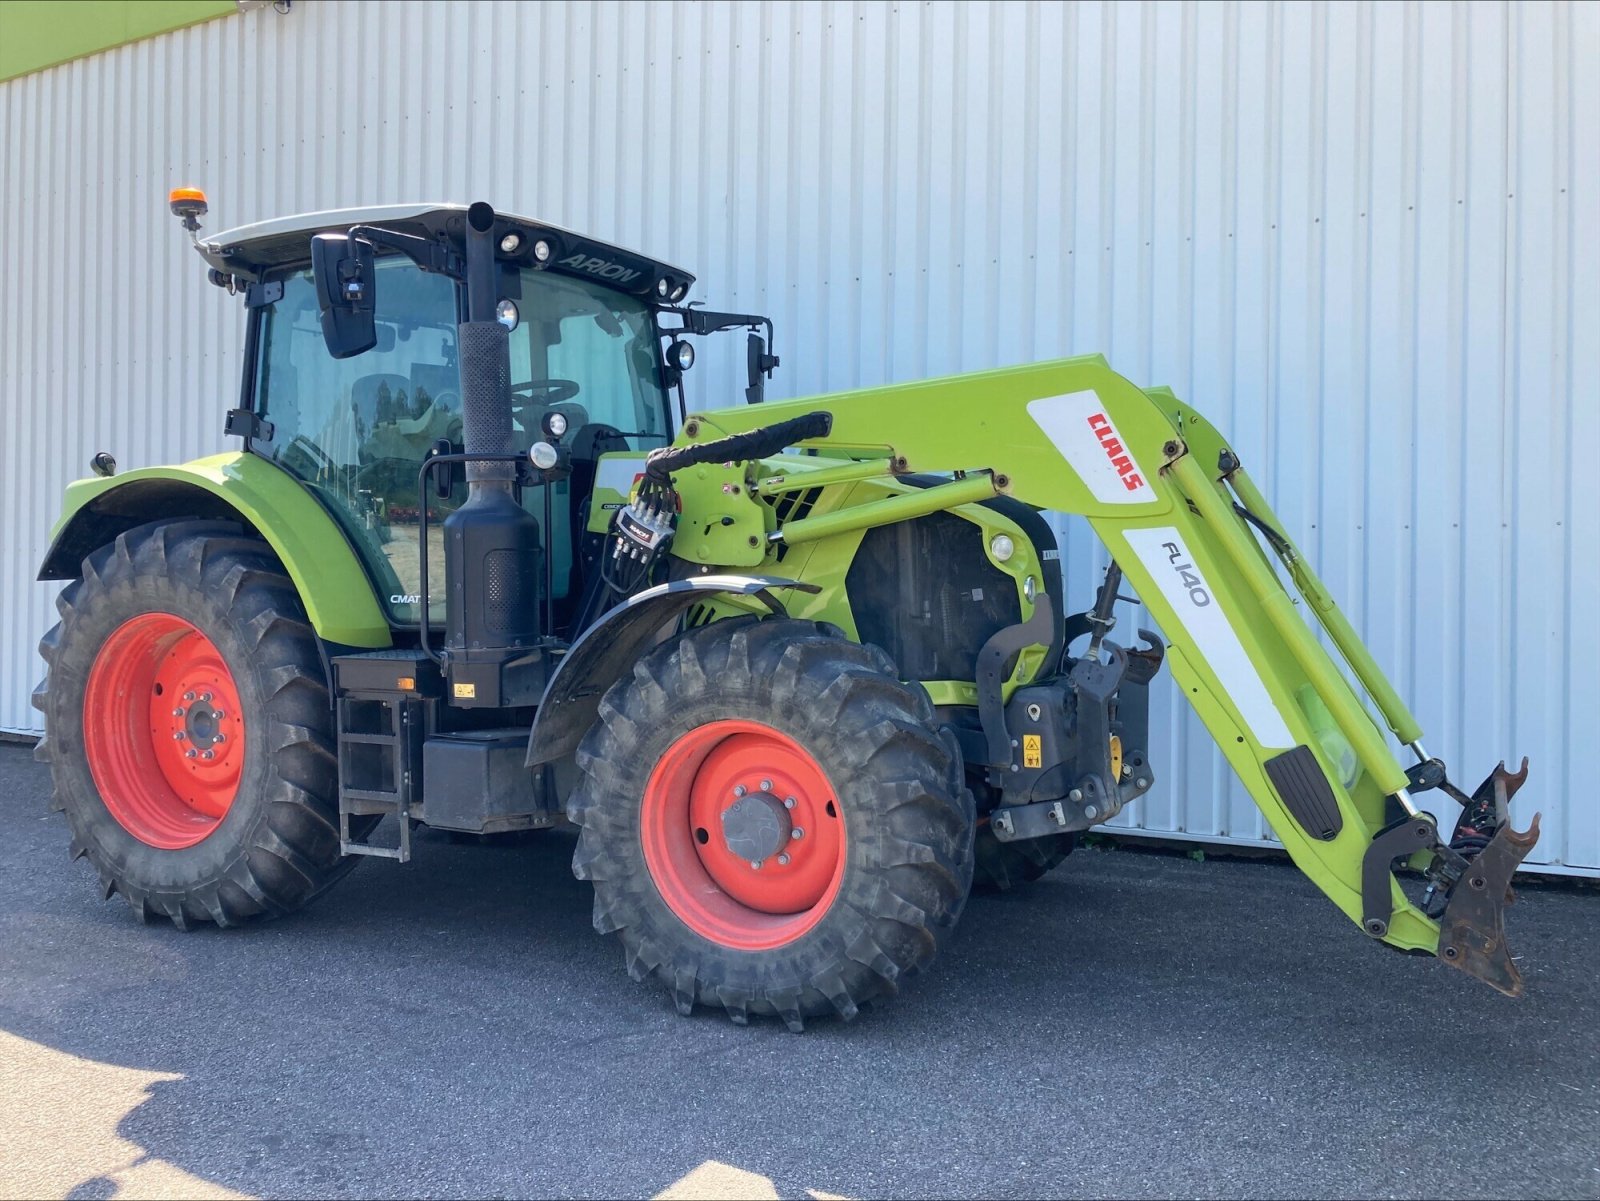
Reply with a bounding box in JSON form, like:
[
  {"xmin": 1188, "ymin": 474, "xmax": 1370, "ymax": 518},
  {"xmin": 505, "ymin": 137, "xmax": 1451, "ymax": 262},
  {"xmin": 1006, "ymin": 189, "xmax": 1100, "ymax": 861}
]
[{"xmin": 31, "ymin": 194, "xmax": 1540, "ymax": 1031}]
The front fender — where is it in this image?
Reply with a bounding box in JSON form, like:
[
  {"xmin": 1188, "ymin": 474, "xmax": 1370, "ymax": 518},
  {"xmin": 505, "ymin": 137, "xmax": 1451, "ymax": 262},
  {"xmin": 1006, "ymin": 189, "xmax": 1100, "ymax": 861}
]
[
  {"xmin": 525, "ymin": 575, "xmax": 818, "ymax": 767},
  {"xmin": 39, "ymin": 453, "xmax": 391, "ymax": 648}
]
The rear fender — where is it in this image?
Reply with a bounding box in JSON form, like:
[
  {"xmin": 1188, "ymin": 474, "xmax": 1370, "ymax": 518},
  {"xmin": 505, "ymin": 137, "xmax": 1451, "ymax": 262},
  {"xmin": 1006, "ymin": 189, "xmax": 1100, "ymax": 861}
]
[
  {"xmin": 38, "ymin": 453, "xmax": 391, "ymax": 648},
  {"xmin": 526, "ymin": 575, "xmax": 818, "ymax": 767}
]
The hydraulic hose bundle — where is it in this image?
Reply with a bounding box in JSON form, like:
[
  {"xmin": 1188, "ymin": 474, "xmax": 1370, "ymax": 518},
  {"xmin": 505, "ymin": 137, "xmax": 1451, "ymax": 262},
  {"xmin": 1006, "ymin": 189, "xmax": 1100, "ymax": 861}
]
[{"xmin": 598, "ymin": 410, "xmax": 834, "ymax": 604}]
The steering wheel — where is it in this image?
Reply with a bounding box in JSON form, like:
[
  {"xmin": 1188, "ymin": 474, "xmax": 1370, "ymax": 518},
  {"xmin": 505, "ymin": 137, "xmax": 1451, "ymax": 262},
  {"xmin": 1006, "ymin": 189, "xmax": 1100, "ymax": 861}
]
[
  {"xmin": 511, "ymin": 379, "xmax": 580, "ymax": 404},
  {"xmin": 510, "ymin": 379, "xmax": 580, "ymax": 434}
]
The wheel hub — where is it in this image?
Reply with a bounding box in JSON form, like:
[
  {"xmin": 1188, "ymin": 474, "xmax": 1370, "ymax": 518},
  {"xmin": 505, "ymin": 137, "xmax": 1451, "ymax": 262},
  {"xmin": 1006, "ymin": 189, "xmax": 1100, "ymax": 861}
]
[{"xmin": 720, "ymin": 791, "xmax": 792, "ymax": 864}]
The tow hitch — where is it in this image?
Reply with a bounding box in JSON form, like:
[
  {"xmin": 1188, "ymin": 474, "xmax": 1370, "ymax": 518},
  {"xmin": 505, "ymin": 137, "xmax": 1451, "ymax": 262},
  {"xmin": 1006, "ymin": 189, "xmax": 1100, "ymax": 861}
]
[{"xmin": 1364, "ymin": 759, "xmax": 1541, "ymax": 997}]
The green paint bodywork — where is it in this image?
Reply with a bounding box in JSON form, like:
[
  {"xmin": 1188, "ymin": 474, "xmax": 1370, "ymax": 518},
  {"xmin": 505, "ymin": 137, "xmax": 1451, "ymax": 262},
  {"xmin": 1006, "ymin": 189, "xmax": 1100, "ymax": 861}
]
[
  {"xmin": 0, "ymin": 0, "xmax": 235, "ymax": 82},
  {"xmin": 48, "ymin": 453, "xmax": 391, "ymax": 648},
  {"xmin": 654, "ymin": 355, "xmax": 1445, "ymax": 955}
]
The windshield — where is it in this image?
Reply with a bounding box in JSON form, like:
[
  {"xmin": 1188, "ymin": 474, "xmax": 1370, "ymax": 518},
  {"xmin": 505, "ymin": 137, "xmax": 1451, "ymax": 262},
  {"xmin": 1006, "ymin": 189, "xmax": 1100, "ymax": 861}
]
[{"xmin": 253, "ymin": 258, "xmax": 671, "ymax": 626}]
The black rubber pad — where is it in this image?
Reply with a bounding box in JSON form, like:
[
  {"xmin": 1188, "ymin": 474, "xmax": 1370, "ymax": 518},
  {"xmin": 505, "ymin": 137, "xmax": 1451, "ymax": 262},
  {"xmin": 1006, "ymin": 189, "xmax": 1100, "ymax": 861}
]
[{"xmin": 1265, "ymin": 745, "xmax": 1343, "ymax": 840}]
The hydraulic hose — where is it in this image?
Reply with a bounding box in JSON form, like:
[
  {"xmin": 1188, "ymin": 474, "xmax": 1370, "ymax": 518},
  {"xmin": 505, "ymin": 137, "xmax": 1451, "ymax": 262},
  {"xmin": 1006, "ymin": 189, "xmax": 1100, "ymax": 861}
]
[{"xmin": 644, "ymin": 411, "xmax": 833, "ymax": 482}]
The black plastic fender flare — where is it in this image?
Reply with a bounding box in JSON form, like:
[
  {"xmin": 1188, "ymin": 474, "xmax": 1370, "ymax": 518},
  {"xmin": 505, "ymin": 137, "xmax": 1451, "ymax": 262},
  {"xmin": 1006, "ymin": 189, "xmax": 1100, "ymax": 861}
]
[{"xmin": 525, "ymin": 574, "xmax": 820, "ymax": 767}]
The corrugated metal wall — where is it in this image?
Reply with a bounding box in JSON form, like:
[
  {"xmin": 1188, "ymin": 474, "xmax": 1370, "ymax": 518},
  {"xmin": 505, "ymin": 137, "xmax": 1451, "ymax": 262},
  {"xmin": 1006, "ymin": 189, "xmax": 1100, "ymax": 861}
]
[{"xmin": 1, "ymin": 0, "xmax": 1595, "ymax": 871}]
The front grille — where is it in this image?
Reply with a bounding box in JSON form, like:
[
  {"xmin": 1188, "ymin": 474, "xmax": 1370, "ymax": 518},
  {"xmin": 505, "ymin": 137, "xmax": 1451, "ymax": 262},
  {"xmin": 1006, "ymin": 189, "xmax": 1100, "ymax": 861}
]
[
  {"xmin": 845, "ymin": 510, "xmax": 1021, "ymax": 679},
  {"xmin": 770, "ymin": 487, "xmax": 823, "ymax": 562}
]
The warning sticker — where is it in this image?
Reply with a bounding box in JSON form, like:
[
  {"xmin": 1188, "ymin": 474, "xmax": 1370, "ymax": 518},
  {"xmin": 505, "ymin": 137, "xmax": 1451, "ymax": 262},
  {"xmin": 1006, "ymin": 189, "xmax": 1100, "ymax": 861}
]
[{"xmin": 1022, "ymin": 734, "xmax": 1043, "ymax": 769}]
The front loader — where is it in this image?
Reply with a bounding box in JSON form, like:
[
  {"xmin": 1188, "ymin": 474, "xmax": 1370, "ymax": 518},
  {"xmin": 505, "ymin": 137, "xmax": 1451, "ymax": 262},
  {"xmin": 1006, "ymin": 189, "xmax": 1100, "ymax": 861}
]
[{"xmin": 34, "ymin": 194, "xmax": 1539, "ymax": 1028}]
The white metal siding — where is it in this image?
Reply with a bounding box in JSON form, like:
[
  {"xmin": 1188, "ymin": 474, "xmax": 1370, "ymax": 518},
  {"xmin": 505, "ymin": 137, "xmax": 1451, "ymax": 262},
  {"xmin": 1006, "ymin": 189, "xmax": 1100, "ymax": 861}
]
[{"xmin": 1, "ymin": 1, "xmax": 1594, "ymax": 871}]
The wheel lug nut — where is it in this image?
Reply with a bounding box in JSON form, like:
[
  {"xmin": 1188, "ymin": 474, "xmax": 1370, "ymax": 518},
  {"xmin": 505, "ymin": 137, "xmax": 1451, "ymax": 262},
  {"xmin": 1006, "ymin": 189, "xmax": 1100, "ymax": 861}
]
[
  {"xmin": 732, "ymin": 785, "xmax": 746, "ymax": 798},
  {"xmin": 183, "ymin": 691, "xmax": 196, "ymax": 701},
  {"xmin": 201, "ymin": 692, "xmax": 213, "ymax": 702},
  {"xmin": 213, "ymin": 709, "xmax": 225, "ymax": 719},
  {"xmin": 784, "ymin": 796, "xmax": 796, "ymax": 809},
  {"xmin": 750, "ymin": 859, "xmax": 763, "ymax": 870},
  {"xmin": 172, "ymin": 731, "xmax": 186, "ymax": 741},
  {"xmin": 791, "ymin": 827, "xmax": 804, "ymax": 840},
  {"xmin": 760, "ymin": 779, "xmax": 772, "ymax": 792},
  {"xmin": 185, "ymin": 749, "xmax": 197, "ymax": 759},
  {"xmin": 202, "ymin": 750, "xmax": 215, "ymax": 760},
  {"xmin": 214, "ymin": 734, "xmax": 226, "ymax": 744},
  {"xmin": 777, "ymin": 854, "xmax": 790, "ymax": 866},
  {"xmin": 172, "ymin": 707, "xmax": 186, "ymax": 717}
]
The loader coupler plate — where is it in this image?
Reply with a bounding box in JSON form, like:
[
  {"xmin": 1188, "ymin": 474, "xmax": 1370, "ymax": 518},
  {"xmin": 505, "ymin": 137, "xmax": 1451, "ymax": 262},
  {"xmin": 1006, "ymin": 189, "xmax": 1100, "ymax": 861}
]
[{"xmin": 1437, "ymin": 813, "xmax": 1541, "ymax": 997}]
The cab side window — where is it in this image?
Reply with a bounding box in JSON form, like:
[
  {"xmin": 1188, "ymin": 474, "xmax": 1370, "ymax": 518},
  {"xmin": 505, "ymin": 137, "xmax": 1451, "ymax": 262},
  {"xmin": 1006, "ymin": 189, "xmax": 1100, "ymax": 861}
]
[{"xmin": 254, "ymin": 260, "xmax": 460, "ymax": 623}]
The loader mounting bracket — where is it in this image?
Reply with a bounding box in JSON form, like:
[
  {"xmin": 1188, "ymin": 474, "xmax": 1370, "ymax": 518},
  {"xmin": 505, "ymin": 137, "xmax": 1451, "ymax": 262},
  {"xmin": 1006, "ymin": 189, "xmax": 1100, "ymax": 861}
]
[{"xmin": 1361, "ymin": 815, "xmax": 1439, "ymax": 939}]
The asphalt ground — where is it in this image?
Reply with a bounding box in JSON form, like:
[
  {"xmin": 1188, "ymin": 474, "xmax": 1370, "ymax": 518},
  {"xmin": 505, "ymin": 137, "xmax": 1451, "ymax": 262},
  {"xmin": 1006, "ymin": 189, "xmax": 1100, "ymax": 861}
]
[{"xmin": 0, "ymin": 740, "xmax": 1595, "ymax": 1200}]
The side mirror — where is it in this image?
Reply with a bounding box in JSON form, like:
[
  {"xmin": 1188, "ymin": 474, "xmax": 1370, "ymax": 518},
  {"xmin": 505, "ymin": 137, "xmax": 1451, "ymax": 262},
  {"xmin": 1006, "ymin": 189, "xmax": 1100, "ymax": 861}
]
[
  {"xmin": 745, "ymin": 332, "xmax": 779, "ymax": 405},
  {"xmin": 310, "ymin": 233, "xmax": 377, "ymax": 359}
]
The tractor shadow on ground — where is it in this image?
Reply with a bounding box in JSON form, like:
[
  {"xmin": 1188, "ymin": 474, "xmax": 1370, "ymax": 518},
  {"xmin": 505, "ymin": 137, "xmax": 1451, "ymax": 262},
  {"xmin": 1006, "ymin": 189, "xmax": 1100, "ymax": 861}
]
[{"xmin": 3, "ymin": 744, "xmax": 1598, "ymax": 1199}]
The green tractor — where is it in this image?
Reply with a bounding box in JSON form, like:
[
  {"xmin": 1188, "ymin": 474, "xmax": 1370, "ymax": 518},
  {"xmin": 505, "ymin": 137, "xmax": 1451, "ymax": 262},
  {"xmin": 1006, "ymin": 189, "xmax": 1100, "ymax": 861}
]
[{"xmin": 34, "ymin": 193, "xmax": 1539, "ymax": 1028}]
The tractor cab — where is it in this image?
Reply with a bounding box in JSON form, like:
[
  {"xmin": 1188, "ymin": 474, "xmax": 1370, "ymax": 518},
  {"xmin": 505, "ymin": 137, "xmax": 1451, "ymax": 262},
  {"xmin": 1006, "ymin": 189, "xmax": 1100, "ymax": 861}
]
[{"xmin": 196, "ymin": 203, "xmax": 772, "ymax": 640}]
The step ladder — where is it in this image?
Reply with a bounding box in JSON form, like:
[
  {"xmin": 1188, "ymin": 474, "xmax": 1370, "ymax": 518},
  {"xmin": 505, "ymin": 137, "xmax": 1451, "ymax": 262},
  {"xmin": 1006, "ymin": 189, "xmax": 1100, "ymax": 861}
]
[{"xmin": 332, "ymin": 650, "xmax": 440, "ymax": 863}]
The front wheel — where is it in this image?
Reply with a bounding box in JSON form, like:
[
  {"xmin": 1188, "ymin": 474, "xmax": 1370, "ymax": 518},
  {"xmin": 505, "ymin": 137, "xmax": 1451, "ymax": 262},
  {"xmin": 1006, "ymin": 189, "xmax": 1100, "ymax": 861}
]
[{"xmin": 568, "ymin": 619, "xmax": 974, "ymax": 1029}]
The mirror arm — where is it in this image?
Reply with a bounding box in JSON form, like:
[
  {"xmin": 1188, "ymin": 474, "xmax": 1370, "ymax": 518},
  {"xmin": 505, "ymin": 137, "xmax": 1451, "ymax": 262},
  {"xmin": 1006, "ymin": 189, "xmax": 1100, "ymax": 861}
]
[{"xmin": 345, "ymin": 224, "xmax": 464, "ymax": 280}]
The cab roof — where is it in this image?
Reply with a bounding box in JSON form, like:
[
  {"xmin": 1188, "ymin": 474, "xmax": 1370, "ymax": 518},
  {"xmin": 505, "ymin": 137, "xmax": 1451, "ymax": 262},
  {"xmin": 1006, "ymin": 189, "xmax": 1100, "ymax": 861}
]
[{"xmin": 197, "ymin": 203, "xmax": 695, "ymax": 301}]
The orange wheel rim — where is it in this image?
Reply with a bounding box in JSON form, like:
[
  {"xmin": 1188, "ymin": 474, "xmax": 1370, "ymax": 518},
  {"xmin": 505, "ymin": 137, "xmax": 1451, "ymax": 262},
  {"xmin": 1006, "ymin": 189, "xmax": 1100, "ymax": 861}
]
[
  {"xmin": 82, "ymin": 613, "xmax": 245, "ymax": 850},
  {"xmin": 639, "ymin": 720, "xmax": 846, "ymax": 950}
]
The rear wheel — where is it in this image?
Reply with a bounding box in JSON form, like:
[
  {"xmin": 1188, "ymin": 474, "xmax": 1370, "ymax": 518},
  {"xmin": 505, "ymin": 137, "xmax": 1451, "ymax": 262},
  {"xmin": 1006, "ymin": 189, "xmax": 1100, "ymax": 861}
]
[
  {"xmin": 970, "ymin": 778, "xmax": 1074, "ymax": 893},
  {"xmin": 568, "ymin": 618, "xmax": 974, "ymax": 1029},
  {"xmin": 972, "ymin": 822, "xmax": 1074, "ymax": 893},
  {"xmin": 33, "ymin": 520, "xmax": 361, "ymax": 927}
]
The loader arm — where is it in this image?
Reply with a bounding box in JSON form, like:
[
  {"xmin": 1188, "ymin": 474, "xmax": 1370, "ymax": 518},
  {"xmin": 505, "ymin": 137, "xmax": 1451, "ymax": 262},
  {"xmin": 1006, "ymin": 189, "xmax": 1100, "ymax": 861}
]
[{"xmin": 677, "ymin": 354, "xmax": 1538, "ymax": 994}]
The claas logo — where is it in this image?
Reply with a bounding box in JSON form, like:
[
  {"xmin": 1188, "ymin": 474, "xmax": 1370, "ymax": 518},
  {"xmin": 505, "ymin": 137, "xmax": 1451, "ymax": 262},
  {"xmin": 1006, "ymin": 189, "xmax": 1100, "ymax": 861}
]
[{"xmin": 1086, "ymin": 412, "xmax": 1145, "ymax": 491}]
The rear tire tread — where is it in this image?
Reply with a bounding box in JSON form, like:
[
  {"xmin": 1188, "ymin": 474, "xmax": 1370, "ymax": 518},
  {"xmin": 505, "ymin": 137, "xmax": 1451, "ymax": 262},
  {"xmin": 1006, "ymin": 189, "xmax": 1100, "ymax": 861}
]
[{"xmin": 34, "ymin": 520, "xmax": 363, "ymax": 929}]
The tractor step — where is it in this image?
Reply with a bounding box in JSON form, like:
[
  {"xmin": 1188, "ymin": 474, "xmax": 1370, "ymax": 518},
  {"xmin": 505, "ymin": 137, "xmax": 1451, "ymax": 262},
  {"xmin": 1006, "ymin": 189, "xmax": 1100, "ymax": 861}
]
[
  {"xmin": 332, "ymin": 650, "xmax": 441, "ymax": 862},
  {"xmin": 330, "ymin": 650, "xmax": 555, "ymax": 855}
]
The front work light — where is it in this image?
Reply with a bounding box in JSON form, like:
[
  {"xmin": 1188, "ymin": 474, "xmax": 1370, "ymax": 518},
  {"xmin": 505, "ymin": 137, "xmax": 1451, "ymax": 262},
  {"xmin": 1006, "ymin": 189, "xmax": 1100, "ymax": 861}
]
[{"xmin": 668, "ymin": 340, "xmax": 695, "ymax": 371}]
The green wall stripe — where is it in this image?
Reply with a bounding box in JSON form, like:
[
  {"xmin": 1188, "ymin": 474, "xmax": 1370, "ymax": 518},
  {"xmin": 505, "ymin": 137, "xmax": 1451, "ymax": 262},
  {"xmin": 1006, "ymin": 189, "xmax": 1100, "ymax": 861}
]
[{"xmin": 0, "ymin": 0, "xmax": 237, "ymax": 83}]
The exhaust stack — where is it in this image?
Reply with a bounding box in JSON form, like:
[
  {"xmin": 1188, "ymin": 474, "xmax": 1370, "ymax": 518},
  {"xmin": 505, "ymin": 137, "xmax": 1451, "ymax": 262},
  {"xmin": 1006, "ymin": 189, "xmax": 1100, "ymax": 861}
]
[{"xmin": 442, "ymin": 202, "xmax": 544, "ymax": 675}]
